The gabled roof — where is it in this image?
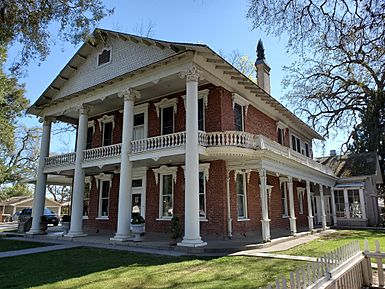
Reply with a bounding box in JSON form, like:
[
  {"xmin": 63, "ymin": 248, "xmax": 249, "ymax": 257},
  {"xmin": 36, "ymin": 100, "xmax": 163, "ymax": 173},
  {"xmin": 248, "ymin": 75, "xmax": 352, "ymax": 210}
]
[
  {"xmin": 317, "ymin": 152, "xmax": 380, "ymax": 178},
  {"xmin": 0, "ymin": 196, "xmax": 61, "ymax": 206},
  {"xmin": 28, "ymin": 28, "xmax": 323, "ymax": 140}
]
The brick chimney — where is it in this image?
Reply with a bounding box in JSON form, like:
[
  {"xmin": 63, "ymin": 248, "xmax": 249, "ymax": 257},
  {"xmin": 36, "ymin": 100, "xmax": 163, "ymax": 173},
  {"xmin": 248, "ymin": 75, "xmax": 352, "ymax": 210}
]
[{"xmin": 255, "ymin": 39, "xmax": 271, "ymax": 94}]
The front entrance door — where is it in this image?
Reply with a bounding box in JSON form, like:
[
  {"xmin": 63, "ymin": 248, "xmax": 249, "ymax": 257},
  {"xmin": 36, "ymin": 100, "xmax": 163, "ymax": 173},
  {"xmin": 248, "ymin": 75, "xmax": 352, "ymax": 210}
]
[{"xmin": 131, "ymin": 179, "xmax": 145, "ymax": 218}]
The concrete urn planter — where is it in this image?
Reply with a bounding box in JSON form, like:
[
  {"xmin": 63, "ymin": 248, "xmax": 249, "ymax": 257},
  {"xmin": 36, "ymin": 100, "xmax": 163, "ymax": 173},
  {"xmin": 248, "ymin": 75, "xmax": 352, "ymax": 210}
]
[
  {"xmin": 131, "ymin": 224, "xmax": 145, "ymax": 242},
  {"xmin": 61, "ymin": 221, "xmax": 70, "ymax": 235}
]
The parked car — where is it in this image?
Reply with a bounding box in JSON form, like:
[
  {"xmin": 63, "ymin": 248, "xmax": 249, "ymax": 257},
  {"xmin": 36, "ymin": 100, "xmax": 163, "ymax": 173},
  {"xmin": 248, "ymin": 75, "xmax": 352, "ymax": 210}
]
[
  {"xmin": 18, "ymin": 208, "xmax": 59, "ymax": 226},
  {"xmin": 12, "ymin": 211, "xmax": 21, "ymax": 222}
]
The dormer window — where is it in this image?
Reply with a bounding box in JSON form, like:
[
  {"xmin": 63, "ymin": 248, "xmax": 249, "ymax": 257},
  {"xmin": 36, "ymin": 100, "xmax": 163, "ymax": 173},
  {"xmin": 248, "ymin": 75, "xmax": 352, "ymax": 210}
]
[{"xmin": 97, "ymin": 48, "xmax": 111, "ymax": 66}]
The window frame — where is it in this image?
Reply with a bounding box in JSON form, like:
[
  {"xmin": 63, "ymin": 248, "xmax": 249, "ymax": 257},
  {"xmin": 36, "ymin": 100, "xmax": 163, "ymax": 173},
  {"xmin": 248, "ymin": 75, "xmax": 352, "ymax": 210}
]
[
  {"xmin": 234, "ymin": 103, "xmax": 244, "ymax": 132},
  {"xmin": 83, "ymin": 177, "xmax": 92, "ymax": 219},
  {"xmin": 97, "ymin": 47, "xmax": 112, "ymax": 67},
  {"xmin": 281, "ymin": 181, "xmax": 289, "ymax": 217},
  {"xmin": 159, "ymin": 174, "xmax": 174, "ymax": 219},
  {"xmin": 334, "ymin": 189, "xmax": 345, "ymax": 218},
  {"xmin": 153, "ymin": 166, "xmax": 178, "ymax": 220},
  {"xmin": 236, "ymin": 172, "xmax": 248, "ymax": 220},
  {"xmin": 98, "ymin": 180, "xmax": 111, "ymax": 219},
  {"xmin": 297, "ymin": 188, "xmax": 305, "ymax": 215},
  {"xmin": 161, "ymin": 105, "xmax": 175, "ymax": 135}
]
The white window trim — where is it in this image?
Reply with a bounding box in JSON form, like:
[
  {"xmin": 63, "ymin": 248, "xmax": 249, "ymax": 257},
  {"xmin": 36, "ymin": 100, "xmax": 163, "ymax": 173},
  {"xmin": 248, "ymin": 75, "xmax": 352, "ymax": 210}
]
[
  {"xmin": 154, "ymin": 98, "xmax": 178, "ymax": 118},
  {"xmin": 95, "ymin": 173, "xmax": 113, "ymax": 220},
  {"xmin": 276, "ymin": 121, "xmax": 288, "ymax": 131},
  {"xmin": 232, "ymin": 93, "xmax": 250, "ymax": 116},
  {"xmin": 160, "ymin": 105, "xmax": 175, "ymax": 135},
  {"xmin": 280, "ymin": 179, "xmax": 289, "ymax": 217},
  {"xmin": 98, "ymin": 115, "xmax": 115, "ymax": 146},
  {"xmin": 235, "ymin": 171, "xmax": 248, "ymax": 220},
  {"xmin": 297, "ymin": 187, "xmax": 305, "ymax": 214},
  {"xmin": 83, "ymin": 177, "xmax": 92, "ymax": 219},
  {"xmin": 290, "ymin": 132, "xmax": 301, "ymax": 153},
  {"xmin": 88, "ymin": 120, "xmax": 95, "ymax": 133},
  {"xmin": 119, "ymin": 103, "xmax": 149, "ymax": 139},
  {"xmin": 96, "ymin": 47, "xmax": 112, "ymax": 68},
  {"xmin": 158, "ymin": 173, "xmax": 175, "ymax": 220},
  {"xmin": 181, "ymin": 90, "xmax": 208, "ymax": 132},
  {"xmin": 153, "ymin": 166, "xmax": 178, "ymax": 220}
]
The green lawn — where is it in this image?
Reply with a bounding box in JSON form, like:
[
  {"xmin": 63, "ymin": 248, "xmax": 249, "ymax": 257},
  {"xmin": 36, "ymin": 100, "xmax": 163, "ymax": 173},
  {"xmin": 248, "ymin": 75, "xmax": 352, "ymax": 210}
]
[
  {"xmin": 282, "ymin": 229, "xmax": 385, "ymax": 257},
  {"xmin": 0, "ymin": 247, "xmax": 305, "ymax": 289},
  {"xmin": 0, "ymin": 238, "xmax": 51, "ymax": 252}
]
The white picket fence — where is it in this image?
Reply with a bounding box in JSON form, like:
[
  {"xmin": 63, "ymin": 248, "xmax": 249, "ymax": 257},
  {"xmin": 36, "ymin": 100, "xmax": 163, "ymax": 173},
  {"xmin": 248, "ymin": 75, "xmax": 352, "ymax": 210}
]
[{"xmin": 259, "ymin": 239, "xmax": 385, "ymax": 289}]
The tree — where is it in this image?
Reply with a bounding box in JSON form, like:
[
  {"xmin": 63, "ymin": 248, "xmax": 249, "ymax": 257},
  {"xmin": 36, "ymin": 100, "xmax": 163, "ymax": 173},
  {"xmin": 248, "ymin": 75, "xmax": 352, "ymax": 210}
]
[
  {"xmin": 247, "ymin": 0, "xmax": 385, "ymax": 177},
  {"xmin": 222, "ymin": 50, "xmax": 257, "ymax": 82},
  {"xmin": 0, "ymin": 0, "xmax": 112, "ymax": 199}
]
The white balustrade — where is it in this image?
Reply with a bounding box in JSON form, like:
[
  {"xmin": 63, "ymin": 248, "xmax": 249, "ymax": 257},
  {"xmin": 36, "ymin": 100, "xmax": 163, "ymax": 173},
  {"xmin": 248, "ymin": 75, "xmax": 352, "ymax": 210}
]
[
  {"xmin": 83, "ymin": 143, "xmax": 122, "ymax": 161},
  {"xmin": 131, "ymin": 131, "xmax": 186, "ymax": 153},
  {"xmin": 45, "ymin": 153, "xmax": 76, "ymax": 167},
  {"xmin": 204, "ymin": 131, "xmax": 255, "ymax": 148}
]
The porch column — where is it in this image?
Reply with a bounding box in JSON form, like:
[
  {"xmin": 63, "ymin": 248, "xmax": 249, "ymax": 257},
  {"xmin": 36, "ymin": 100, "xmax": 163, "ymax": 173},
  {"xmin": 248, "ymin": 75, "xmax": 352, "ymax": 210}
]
[
  {"xmin": 259, "ymin": 169, "xmax": 271, "ymax": 242},
  {"xmin": 66, "ymin": 106, "xmax": 89, "ymax": 237},
  {"xmin": 287, "ymin": 176, "xmax": 297, "ymax": 235},
  {"xmin": 330, "ymin": 187, "xmax": 337, "ymax": 225},
  {"xmin": 111, "ymin": 89, "xmax": 137, "ymax": 241},
  {"xmin": 28, "ymin": 118, "xmax": 52, "ymax": 234},
  {"xmin": 178, "ymin": 65, "xmax": 206, "ymax": 247},
  {"xmin": 319, "ymin": 184, "xmax": 327, "ymax": 230},
  {"xmin": 359, "ymin": 187, "xmax": 367, "ymax": 219},
  {"xmin": 343, "ymin": 188, "xmax": 350, "ymax": 219},
  {"xmin": 306, "ymin": 181, "xmax": 314, "ymax": 231}
]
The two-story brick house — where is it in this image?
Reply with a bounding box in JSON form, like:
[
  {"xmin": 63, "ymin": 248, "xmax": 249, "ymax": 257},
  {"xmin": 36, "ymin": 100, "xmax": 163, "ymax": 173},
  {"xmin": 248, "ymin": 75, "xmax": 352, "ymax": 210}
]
[{"xmin": 27, "ymin": 29, "xmax": 341, "ymax": 247}]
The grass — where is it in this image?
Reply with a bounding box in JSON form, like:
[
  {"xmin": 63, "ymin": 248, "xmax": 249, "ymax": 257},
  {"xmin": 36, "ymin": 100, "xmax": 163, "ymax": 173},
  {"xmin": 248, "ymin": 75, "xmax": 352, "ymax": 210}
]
[
  {"xmin": 0, "ymin": 238, "xmax": 51, "ymax": 252},
  {"xmin": 281, "ymin": 229, "xmax": 385, "ymax": 257},
  {"xmin": 0, "ymin": 247, "xmax": 305, "ymax": 289}
]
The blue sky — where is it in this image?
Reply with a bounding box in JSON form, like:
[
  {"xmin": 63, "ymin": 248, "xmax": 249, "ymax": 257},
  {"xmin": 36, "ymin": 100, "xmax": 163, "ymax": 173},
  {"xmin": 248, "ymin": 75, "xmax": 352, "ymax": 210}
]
[{"xmin": 12, "ymin": 0, "xmax": 344, "ymax": 156}]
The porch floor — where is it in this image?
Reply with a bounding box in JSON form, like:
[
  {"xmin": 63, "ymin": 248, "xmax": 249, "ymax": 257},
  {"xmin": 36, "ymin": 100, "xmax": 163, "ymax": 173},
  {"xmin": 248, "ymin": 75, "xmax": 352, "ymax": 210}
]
[{"xmin": 14, "ymin": 224, "xmax": 330, "ymax": 256}]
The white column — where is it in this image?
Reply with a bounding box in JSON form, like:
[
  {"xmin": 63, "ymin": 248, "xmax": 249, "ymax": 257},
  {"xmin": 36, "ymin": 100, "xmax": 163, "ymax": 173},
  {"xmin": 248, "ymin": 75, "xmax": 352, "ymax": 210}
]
[
  {"xmin": 330, "ymin": 187, "xmax": 337, "ymax": 225},
  {"xmin": 287, "ymin": 176, "xmax": 297, "ymax": 235},
  {"xmin": 359, "ymin": 187, "xmax": 367, "ymax": 219},
  {"xmin": 343, "ymin": 188, "xmax": 350, "ymax": 219},
  {"xmin": 111, "ymin": 89, "xmax": 137, "ymax": 241},
  {"xmin": 319, "ymin": 184, "xmax": 327, "ymax": 230},
  {"xmin": 178, "ymin": 66, "xmax": 206, "ymax": 247},
  {"xmin": 259, "ymin": 169, "xmax": 271, "ymax": 242},
  {"xmin": 306, "ymin": 181, "xmax": 314, "ymax": 231},
  {"xmin": 28, "ymin": 118, "xmax": 52, "ymax": 234},
  {"xmin": 226, "ymin": 171, "xmax": 233, "ymax": 238},
  {"xmin": 66, "ymin": 106, "xmax": 89, "ymax": 237}
]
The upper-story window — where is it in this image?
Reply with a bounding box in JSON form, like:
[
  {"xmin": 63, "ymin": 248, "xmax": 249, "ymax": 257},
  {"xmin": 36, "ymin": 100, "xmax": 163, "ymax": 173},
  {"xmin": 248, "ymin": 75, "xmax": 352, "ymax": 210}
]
[
  {"xmin": 97, "ymin": 48, "xmax": 111, "ymax": 67},
  {"xmin": 291, "ymin": 134, "xmax": 301, "ymax": 153},
  {"xmin": 98, "ymin": 115, "xmax": 115, "ymax": 147},
  {"xmin": 198, "ymin": 98, "xmax": 205, "ymax": 131},
  {"xmin": 86, "ymin": 127, "xmax": 94, "ymax": 149},
  {"xmin": 234, "ymin": 103, "xmax": 244, "ymax": 131},
  {"xmin": 161, "ymin": 106, "xmax": 174, "ymax": 135},
  {"xmin": 278, "ymin": 128, "xmax": 284, "ymax": 145},
  {"xmin": 134, "ymin": 113, "xmax": 145, "ymax": 140},
  {"xmin": 232, "ymin": 93, "xmax": 249, "ymax": 132}
]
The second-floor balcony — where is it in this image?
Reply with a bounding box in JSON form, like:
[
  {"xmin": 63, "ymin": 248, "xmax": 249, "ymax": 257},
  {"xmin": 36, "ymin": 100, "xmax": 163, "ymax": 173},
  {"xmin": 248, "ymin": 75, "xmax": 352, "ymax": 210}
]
[{"xmin": 44, "ymin": 131, "xmax": 334, "ymax": 175}]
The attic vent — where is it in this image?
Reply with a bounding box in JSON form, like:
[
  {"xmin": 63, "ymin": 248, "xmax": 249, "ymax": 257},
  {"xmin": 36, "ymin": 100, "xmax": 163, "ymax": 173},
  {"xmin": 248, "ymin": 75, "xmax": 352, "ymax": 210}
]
[{"xmin": 97, "ymin": 48, "xmax": 111, "ymax": 66}]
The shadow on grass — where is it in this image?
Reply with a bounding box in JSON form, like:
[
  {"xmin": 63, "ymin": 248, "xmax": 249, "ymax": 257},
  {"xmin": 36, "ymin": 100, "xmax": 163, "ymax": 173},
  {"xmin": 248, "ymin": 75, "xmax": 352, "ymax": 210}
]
[
  {"xmin": 0, "ymin": 247, "xmax": 304, "ymax": 289},
  {"xmin": 0, "ymin": 238, "xmax": 52, "ymax": 252}
]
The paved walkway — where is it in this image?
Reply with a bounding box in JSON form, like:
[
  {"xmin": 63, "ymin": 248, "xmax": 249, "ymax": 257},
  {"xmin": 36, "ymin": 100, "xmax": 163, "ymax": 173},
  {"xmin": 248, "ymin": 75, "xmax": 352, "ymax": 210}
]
[
  {"xmin": 0, "ymin": 243, "xmax": 81, "ymax": 259},
  {"xmin": 231, "ymin": 232, "xmax": 327, "ymax": 262}
]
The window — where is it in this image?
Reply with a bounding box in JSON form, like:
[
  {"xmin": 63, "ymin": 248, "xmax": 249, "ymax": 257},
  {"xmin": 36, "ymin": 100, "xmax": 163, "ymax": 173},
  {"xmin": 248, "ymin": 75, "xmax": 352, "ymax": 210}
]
[
  {"xmin": 132, "ymin": 179, "xmax": 143, "ymax": 188},
  {"xmin": 103, "ymin": 122, "xmax": 113, "ymax": 146},
  {"xmin": 305, "ymin": 143, "xmax": 310, "ymax": 157},
  {"xmin": 161, "ymin": 106, "xmax": 174, "ymax": 135},
  {"xmin": 199, "ymin": 172, "xmax": 206, "ymax": 218},
  {"xmin": 98, "ymin": 48, "xmax": 111, "ymax": 66},
  {"xmin": 86, "ymin": 126, "xmax": 93, "ymax": 149},
  {"xmin": 133, "ymin": 113, "xmax": 145, "ymax": 140},
  {"xmin": 160, "ymin": 174, "xmax": 173, "ymax": 218},
  {"xmin": 348, "ymin": 189, "xmax": 362, "ymax": 218},
  {"xmin": 98, "ymin": 180, "xmax": 110, "ymax": 218},
  {"xmin": 198, "ymin": 98, "xmax": 205, "ymax": 131},
  {"xmin": 334, "ymin": 190, "xmax": 345, "ymax": 218},
  {"xmin": 83, "ymin": 182, "xmax": 91, "ymax": 217},
  {"xmin": 291, "ymin": 134, "xmax": 301, "ymax": 153},
  {"xmin": 297, "ymin": 188, "xmax": 304, "ymax": 214},
  {"xmin": 278, "ymin": 128, "xmax": 284, "ymax": 145},
  {"xmin": 281, "ymin": 182, "xmax": 288, "ymax": 216},
  {"xmin": 236, "ymin": 173, "xmax": 247, "ymax": 219},
  {"xmin": 234, "ymin": 103, "xmax": 244, "ymax": 131}
]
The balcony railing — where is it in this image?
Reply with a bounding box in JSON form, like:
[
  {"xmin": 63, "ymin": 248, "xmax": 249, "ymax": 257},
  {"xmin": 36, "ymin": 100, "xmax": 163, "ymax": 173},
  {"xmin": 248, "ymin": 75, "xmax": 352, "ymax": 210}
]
[
  {"xmin": 45, "ymin": 152, "xmax": 76, "ymax": 167},
  {"xmin": 44, "ymin": 131, "xmax": 333, "ymax": 175},
  {"xmin": 131, "ymin": 131, "xmax": 186, "ymax": 153},
  {"xmin": 83, "ymin": 143, "xmax": 122, "ymax": 161}
]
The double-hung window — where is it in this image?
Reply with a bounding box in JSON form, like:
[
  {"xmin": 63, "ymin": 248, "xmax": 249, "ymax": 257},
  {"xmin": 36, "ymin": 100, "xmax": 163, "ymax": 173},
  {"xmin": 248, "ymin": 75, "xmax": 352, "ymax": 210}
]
[
  {"xmin": 83, "ymin": 181, "xmax": 91, "ymax": 217},
  {"xmin": 86, "ymin": 126, "xmax": 94, "ymax": 149},
  {"xmin": 278, "ymin": 128, "xmax": 284, "ymax": 145},
  {"xmin": 281, "ymin": 182, "xmax": 288, "ymax": 217},
  {"xmin": 348, "ymin": 189, "xmax": 362, "ymax": 218},
  {"xmin": 297, "ymin": 188, "xmax": 305, "ymax": 214},
  {"xmin": 199, "ymin": 171, "xmax": 206, "ymax": 218},
  {"xmin": 160, "ymin": 174, "xmax": 173, "ymax": 218},
  {"xmin": 103, "ymin": 122, "xmax": 113, "ymax": 146},
  {"xmin": 161, "ymin": 106, "xmax": 174, "ymax": 135},
  {"xmin": 198, "ymin": 98, "xmax": 205, "ymax": 131},
  {"xmin": 334, "ymin": 190, "xmax": 345, "ymax": 218},
  {"xmin": 236, "ymin": 173, "xmax": 247, "ymax": 219},
  {"xmin": 234, "ymin": 103, "xmax": 244, "ymax": 131},
  {"xmin": 291, "ymin": 134, "xmax": 301, "ymax": 153},
  {"xmin": 98, "ymin": 180, "xmax": 110, "ymax": 218},
  {"xmin": 133, "ymin": 113, "xmax": 145, "ymax": 140}
]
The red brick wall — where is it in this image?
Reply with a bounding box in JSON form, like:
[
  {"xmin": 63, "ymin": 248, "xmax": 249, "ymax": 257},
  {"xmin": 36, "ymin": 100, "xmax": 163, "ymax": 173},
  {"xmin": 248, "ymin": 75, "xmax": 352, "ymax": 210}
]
[{"xmin": 245, "ymin": 106, "xmax": 277, "ymax": 140}]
